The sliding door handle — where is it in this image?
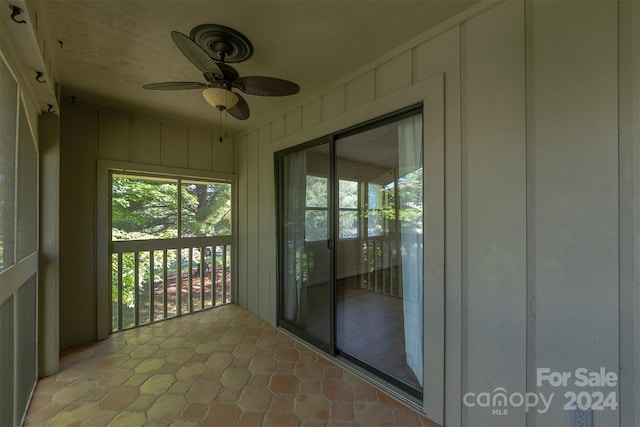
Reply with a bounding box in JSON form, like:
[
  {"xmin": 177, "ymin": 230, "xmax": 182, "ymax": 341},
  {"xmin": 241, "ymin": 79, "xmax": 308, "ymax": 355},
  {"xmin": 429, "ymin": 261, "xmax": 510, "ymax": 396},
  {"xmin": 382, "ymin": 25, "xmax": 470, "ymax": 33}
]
[{"xmin": 327, "ymin": 239, "xmax": 333, "ymax": 250}]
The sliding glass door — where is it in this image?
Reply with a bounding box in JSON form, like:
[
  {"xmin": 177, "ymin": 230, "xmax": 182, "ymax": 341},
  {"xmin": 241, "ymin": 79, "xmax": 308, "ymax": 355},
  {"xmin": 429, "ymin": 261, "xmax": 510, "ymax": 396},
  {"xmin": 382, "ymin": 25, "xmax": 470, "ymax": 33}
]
[{"xmin": 276, "ymin": 107, "xmax": 423, "ymax": 396}]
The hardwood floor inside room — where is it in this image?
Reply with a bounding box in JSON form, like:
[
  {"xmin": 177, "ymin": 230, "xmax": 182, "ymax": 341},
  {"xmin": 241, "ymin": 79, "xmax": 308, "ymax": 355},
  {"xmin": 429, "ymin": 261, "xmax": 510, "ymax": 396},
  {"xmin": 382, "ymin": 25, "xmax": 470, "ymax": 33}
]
[
  {"xmin": 295, "ymin": 275, "xmax": 421, "ymax": 392},
  {"xmin": 336, "ymin": 279, "xmax": 420, "ymax": 391}
]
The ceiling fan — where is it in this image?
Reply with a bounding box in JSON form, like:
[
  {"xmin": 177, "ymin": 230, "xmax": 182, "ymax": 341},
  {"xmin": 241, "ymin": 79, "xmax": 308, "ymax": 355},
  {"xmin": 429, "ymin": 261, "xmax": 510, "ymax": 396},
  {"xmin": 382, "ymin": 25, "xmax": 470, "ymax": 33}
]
[{"xmin": 143, "ymin": 24, "xmax": 300, "ymax": 120}]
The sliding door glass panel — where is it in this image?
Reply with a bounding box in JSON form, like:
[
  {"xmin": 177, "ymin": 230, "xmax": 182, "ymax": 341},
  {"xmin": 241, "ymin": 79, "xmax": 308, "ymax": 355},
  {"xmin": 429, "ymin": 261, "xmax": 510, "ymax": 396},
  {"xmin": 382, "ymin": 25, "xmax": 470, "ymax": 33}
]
[
  {"xmin": 279, "ymin": 143, "xmax": 332, "ymax": 348},
  {"xmin": 335, "ymin": 113, "xmax": 423, "ymax": 393}
]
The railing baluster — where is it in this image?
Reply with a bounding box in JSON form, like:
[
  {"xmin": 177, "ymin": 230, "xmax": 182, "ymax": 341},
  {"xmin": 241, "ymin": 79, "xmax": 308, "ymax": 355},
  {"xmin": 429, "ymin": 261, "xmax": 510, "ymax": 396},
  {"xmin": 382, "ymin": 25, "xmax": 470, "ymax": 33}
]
[
  {"xmin": 200, "ymin": 246, "xmax": 205, "ymax": 310},
  {"xmin": 384, "ymin": 241, "xmax": 390, "ymax": 295},
  {"xmin": 366, "ymin": 240, "xmax": 371, "ymax": 290},
  {"xmin": 134, "ymin": 252, "xmax": 140, "ymax": 326},
  {"xmin": 391, "ymin": 250, "xmax": 396, "ymax": 297},
  {"xmin": 370, "ymin": 240, "xmax": 375, "ymax": 291},
  {"xmin": 177, "ymin": 248, "xmax": 182, "ymax": 317},
  {"xmin": 209, "ymin": 246, "xmax": 215, "ymax": 307},
  {"xmin": 188, "ymin": 247, "xmax": 193, "ymax": 312},
  {"xmin": 222, "ymin": 245, "xmax": 228, "ymax": 304},
  {"xmin": 373, "ymin": 240, "xmax": 377, "ymax": 291},
  {"xmin": 149, "ymin": 251, "xmax": 155, "ymax": 322},
  {"xmin": 117, "ymin": 253, "xmax": 123, "ymax": 331},
  {"xmin": 163, "ymin": 250, "xmax": 168, "ymax": 319}
]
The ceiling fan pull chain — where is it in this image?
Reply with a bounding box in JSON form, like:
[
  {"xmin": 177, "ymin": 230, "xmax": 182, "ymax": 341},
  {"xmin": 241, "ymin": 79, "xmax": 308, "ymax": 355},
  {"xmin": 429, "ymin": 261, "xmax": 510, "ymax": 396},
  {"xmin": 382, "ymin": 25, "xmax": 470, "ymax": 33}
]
[{"xmin": 219, "ymin": 109, "xmax": 223, "ymax": 143}]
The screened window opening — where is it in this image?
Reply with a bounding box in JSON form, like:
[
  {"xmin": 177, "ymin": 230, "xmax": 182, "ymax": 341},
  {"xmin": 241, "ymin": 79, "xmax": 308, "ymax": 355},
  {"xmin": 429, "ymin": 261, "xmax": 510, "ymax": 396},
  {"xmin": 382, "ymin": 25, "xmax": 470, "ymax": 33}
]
[{"xmin": 110, "ymin": 173, "xmax": 233, "ymax": 332}]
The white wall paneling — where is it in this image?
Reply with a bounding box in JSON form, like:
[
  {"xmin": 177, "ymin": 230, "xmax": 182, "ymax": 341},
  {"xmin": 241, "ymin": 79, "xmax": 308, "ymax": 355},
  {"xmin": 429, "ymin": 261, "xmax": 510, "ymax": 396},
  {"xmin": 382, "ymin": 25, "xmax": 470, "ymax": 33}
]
[
  {"xmin": 98, "ymin": 111, "xmax": 130, "ymax": 161},
  {"xmin": 285, "ymin": 108, "xmax": 302, "ymax": 137},
  {"xmin": 422, "ymin": 75, "xmax": 446, "ymax": 424},
  {"xmin": 60, "ymin": 104, "xmax": 98, "ymax": 348},
  {"xmin": 375, "ymin": 51, "xmax": 413, "ymax": 99},
  {"xmin": 38, "ymin": 113, "xmax": 60, "ymax": 377},
  {"xmin": 160, "ymin": 124, "xmax": 188, "ymax": 168},
  {"xmin": 302, "ymin": 99, "xmax": 322, "ymax": 129},
  {"xmin": 237, "ymin": 134, "xmax": 249, "ymax": 309},
  {"xmin": 461, "ymin": 1, "xmax": 527, "ymax": 425},
  {"xmin": 187, "ymin": 128, "xmax": 212, "ymax": 171},
  {"xmin": 526, "ymin": 1, "xmax": 619, "ymax": 425},
  {"xmin": 132, "ymin": 117, "xmax": 161, "ymax": 165},
  {"xmin": 321, "ymin": 86, "xmax": 346, "ymax": 121},
  {"xmin": 246, "ymin": 131, "xmax": 260, "ymax": 314},
  {"xmin": 270, "ymin": 117, "xmax": 285, "ymax": 142},
  {"xmin": 258, "ymin": 125, "xmax": 276, "ymax": 324},
  {"xmin": 618, "ymin": 1, "xmax": 640, "ymax": 425},
  {"xmin": 345, "ymin": 71, "xmax": 375, "ymax": 111}
]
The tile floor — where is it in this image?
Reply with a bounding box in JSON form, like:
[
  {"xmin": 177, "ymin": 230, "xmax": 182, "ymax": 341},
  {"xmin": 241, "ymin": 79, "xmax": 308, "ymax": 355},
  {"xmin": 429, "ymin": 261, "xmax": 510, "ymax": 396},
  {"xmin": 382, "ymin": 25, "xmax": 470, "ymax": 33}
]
[{"xmin": 24, "ymin": 304, "xmax": 438, "ymax": 427}]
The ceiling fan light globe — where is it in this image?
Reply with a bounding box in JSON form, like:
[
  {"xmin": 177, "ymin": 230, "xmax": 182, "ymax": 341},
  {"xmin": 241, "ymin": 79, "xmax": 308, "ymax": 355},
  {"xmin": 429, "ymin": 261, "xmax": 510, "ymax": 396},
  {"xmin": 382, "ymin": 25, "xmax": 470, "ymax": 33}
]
[{"xmin": 203, "ymin": 87, "xmax": 239, "ymax": 110}]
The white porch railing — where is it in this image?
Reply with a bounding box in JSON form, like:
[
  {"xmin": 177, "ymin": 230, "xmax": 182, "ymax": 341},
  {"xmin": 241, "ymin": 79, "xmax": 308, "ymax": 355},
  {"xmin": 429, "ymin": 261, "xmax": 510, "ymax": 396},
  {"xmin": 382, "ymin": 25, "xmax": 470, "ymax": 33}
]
[{"xmin": 110, "ymin": 236, "xmax": 232, "ymax": 332}]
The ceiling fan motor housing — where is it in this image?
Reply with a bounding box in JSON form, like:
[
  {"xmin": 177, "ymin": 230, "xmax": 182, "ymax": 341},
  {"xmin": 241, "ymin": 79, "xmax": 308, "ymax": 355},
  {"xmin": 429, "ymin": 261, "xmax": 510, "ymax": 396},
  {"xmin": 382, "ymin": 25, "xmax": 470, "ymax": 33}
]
[{"xmin": 189, "ymin": 24, "xmax": 253, "ymax": 63}]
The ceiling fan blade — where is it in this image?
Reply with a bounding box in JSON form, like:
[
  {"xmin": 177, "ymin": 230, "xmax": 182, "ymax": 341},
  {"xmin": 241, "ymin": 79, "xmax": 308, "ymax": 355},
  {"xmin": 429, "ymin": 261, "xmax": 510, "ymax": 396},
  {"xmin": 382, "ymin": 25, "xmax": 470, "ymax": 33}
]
[
  {"xmin": 226, "ymin": 92, "xmax": 250, "ymax": 120},
  {"xmin": 143, "ymin": 82, "xmax": 207, "ymax": 90},
  {"xmin": 232, "ymin": 76, "xmax": 300, "ymax": 96},
  {"xmin": 171, "ymin": 31, "xmax": 224, "ymax": 79}
]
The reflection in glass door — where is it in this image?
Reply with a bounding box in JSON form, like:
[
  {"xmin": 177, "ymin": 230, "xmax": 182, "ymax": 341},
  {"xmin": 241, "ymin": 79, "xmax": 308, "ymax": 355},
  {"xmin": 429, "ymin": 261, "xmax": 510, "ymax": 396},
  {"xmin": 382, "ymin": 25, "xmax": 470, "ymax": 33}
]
[
  {"xmin": 335, "ymin": 113, "xmax": 423, "ymax": 395},
  {"xmin": 277, "ymin": 141, "xmax": 333, "ymax": 351}
]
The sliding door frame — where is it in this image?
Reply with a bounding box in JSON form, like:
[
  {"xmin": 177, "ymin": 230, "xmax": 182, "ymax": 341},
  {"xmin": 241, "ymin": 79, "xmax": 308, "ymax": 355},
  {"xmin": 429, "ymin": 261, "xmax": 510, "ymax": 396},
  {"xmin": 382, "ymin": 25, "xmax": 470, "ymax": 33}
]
[
  {"xmin": 274, "ymin": 73, "xmax": 444, "ymax": 422},
  {"xmin": 274, "ymin": 74, "xmax": 444, "ymax": 424}
]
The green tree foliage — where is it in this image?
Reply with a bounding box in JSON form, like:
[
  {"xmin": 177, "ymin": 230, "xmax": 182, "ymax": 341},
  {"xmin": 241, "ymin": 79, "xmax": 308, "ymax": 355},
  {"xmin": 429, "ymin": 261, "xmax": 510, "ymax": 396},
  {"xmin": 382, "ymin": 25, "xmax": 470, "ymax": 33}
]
[
  {"xmin": 397, "ymin": 168, "xmax": 423, "ymax": 233},
  {"xmin": 304, "ymin": 175, "xmax": 328, "ymax": 241},
  {"xmin": 181, "ymin": 182, "xmax": 231, "ymax": 237},
  {"xmin": 112, "ymin": 176, "xmax": 178, "ymax": 240}
]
